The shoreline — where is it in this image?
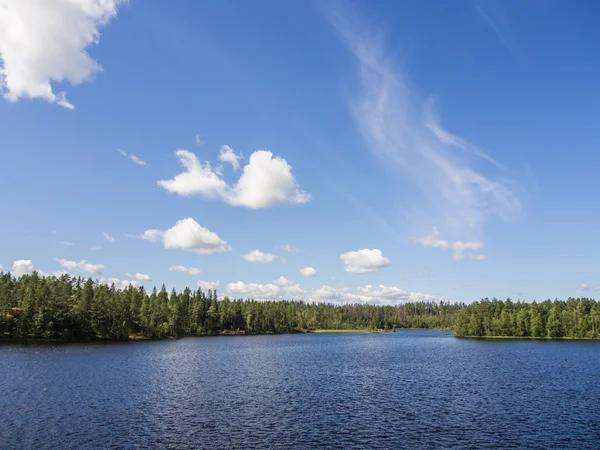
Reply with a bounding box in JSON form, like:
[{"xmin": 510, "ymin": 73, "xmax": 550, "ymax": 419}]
[
  {"xmin": 0, "ymin": 327, "xmax": 452, "ymax": 344},
  {"xmin": 455, "ymin": 335, "xmax": 600, "ymax": 341}
]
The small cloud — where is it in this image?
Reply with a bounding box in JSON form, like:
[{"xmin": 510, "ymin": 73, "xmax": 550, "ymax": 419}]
[
  {"xmin": 141, "ymin": 218, "xmax": 230, "ymax": 254},
  {"xmin": 56, "ymin": 240, "xmax": 74, "ymax": 246},
  {"xmin": 197, "ymin": 280, "xmax": 220, "ymax": 290},
  {"xmin": 56, "ymin": 258, "xmax": 104, "ymax": 275},
  {"xmin": 241, "ymin": 250, "xmax": 278, "ymax": 263},
  {"xmin": 11, "ymin": 260, "xmax": 36, "ymax": 277},
  {"xmin": 411, "ymin": 228, "xmax": 484, "ymax": 261},
  {"xmin": 102, "ymin": 232, "xmax": 115, "ymax": 243},
  {"xmin": 196, "ymin": 134, "xmax": 204, "ymax": 146},
  {"xmin": 300, "ymin": 267, "xmax": 317, "ymax": 277},
  {"xmin": 273, "ymin": 276, "xmax": 294, "ymax": 287},
  {"xmin": 340, "ymin": 249, "xmax": 391, "ymax": 274},
  {"xmin": 135, "ymin": 273, "xmax": 151, "ymax": 281},
  {"xmin": 169, "ymin": 265, "xmax": 201, "ymax": 275},
  {"xmin": 280, "ymin": 244, "xmax": 299, "ymax": 252},
  {"xmin": 218, "ymin": 145, "xmax": 242, "ymax": 172},
  {"xmin": 117, "ymin": 149, "xmax": 148, "ymax": 167}
]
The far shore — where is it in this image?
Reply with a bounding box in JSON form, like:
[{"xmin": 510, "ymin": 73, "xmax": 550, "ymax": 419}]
[{"xmin": 455, "ymin": 335, "xmax": 600, "ymax": 341}]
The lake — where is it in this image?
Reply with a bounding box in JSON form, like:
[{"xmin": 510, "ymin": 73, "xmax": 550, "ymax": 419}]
[{"xmin": 1, "ymin": 330, "xmax": 600, "ymax": 449}]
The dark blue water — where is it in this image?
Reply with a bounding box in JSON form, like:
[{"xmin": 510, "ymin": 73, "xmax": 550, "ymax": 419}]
[{"xmin": 1, "ymin": 330, "xmax": 600, "ymax": 449}]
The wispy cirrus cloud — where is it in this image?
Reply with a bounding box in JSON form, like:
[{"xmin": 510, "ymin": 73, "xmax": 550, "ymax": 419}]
[
  {"xmin": 326, "ymin": 7, "xmax": 521, "ymax": 239},
  {"xmin": 474, "ymin": 2, "xmax": 520, "ymax": 59},
  {"xmin": 118, "ymin": 149, "xmax": 148, "ymax": 167}
]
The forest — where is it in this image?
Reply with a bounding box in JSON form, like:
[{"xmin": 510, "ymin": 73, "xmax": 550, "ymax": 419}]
[
  {"xmin": 0, "ymin": 272, "xmax": 460, "ymax": 341},
  {"xmin": 454, "ymin": 297, "xmax": 600, "ymax": 338},
  {"xmin": 3, "ymin": 272, "xmax": 599, "ymax": 341}
]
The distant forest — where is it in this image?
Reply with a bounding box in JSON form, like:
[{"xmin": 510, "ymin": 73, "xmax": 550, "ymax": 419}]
[
  {"xmin": 454, "ymin": 298, "xmax": 600, "ymax": 338},
  {"xmin": 0, "ymin": 272, "xmax": 460, "ymax": 341},
  {"xmin": 2, "ymin": 272, "xmax": 598, "ymax": 341}
]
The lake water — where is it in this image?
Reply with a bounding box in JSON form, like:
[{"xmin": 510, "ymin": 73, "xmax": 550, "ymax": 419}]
[{"xmin": 1, "ymin": 330, "xmax": 600, "ymax": 449}]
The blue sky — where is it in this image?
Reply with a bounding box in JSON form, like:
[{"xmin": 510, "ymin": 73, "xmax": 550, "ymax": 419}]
[{"xmin": 1, "ymin": 0, "xmax": 599, "ymax": 304}]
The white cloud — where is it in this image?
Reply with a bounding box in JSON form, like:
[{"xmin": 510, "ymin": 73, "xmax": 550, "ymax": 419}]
[
  {"xmin": 340, "ymin": 249, "xmax": 390, "ymax": 273},
  {"xmin": 102, "ymin": 277, "xmax": 140, "ymax": 289},
  {"xmin": 90, "ymin": 246, "xmax": 102, "ymax": 251},
  {"xmin": 284, "ymin": 284, "xmax": 308, "ymax": 297},
  {"xmin": 273, "ymin": 276, "xmax": 294, "ymax": 287},
  {"xmin": 328, "ymin": 11, "xmax": 521, "ymax": 235},
  {"xmin": 0, "ymin": 0, "xmax": 123, "ymax": 108},
  {"xmin": 241, "ymin": 250, "xmax": 278, "ymax": 263},
  {"xmin": 280, "ymin": 244, "xmax": 299, "ymax": 252},
  {"xmin": 197, "ymin": 280, "xmax": 220, "ymax": 290},
  {"xmin": 168, "ymin": 265, "xmax": 201, "ymax": 275},
  {"xmin": 141, "ymin": 218, "xmax": 230, "ymax": 254},
  {"xmin": 102, "ymin": 232, "xmax": 115, "ymax": 243},
  {"xmin": 309, "ymin": 284, "xmax": 442, "ymax": 306},
  {"xmin": 411, "ymin": 228, "xmax": 484, "ymax": 261},
  {"xmin": 218, "ymin": 145, "xmax": 242, "ymax": 172},
  {"xmin": 135, "ymin": 273, "xmax": 151, "ymax": 281},
  {"xmin": 158, "ymin": 148, "xmax": 311, "ymax": 209},
  {"xmin": 300, "ymin": 267, "xmax": 317, "ymax": 277},
  {"xmin": 580, "ymin": 284, "xmax": 600, "ymax": 292},
  {"xmin": 56, "ymin": 240, "xmax": 74, "ymax": 246},
  {"xmin": 227, "ymin": 281, "xmax": 280, "ymax": 301},
  {"xmin": 118, "ymin": 149, "xmax": 148, "ymax": 166},
  {"xmin": 56, "ymin": 258, "xmax": 104, "ymax": 274},
  {"xmin": 11, "ymin": 259, "xmax": 36, "ymax": 277},
  {"xmin": 195, "ymin": 134, "xmax": 204, "ymax": 146}
]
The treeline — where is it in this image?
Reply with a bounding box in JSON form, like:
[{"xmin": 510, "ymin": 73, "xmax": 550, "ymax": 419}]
[
  {"xmin": 454, "ymin": 298, "xmax": 600, "ymax": 338},
  {"xmin": 0, "ymin": 272, "xmax": 460, "ymax": 341}
]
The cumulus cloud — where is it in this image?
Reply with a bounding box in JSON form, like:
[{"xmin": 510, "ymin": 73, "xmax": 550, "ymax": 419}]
[
  {"xmin": 284, "ymin": 284, "xmax": 308, "ymax": 297},
  {"xmin": 135, "ymin": 273, "xmax": 151, "ymax": 281},
  {"xmin": 118, "ymin": 149, "xmax": 148, "ymax": 167},
  {"xmin": 218, "ymin": 145, "xmax": 242, "ymax": 171},
  {"xmin": 273, "ymin": 276, "xmax": 294, "ymax": 287},
  {"xmin": 102, "ymin": 232, "xmax": 115, "ymax": 243},
  {"xmin": 227, "ymin": 281, "xmax": 280, "ymax": 301},
  {"xmin": 158, "ymin": 148, "xmax": 310, "ymax": 209},
  {"xmin": 310, "ymin": 284, "xmax": 442, "ymax": 306},
  {"xmin": 197, "ymin": 280, "xmax": 220, "ymax": 290},
  {"xmin": 56, "ymin": 258, "xmax": 104, "ymax": 274},
  {"xmin": 11, "ymin": 259, "xmax": 36, "ymax": 277},
  {"xmin": 300, "ymin": 267, "xmax": 317, "ymax": 277},
  {"xmin": 141, "ymin": 218, "xmax": 230, "ymax": 254},
  {"xmin": 168, "ymin": 265, "xmax": 201, "ymax": 275},
  {"xmin": 241, "ymin": 250, "xmax": 278, "ymax": 263},
  {"xmin": 340, "ymin": 249, "xmax": 390, "ymax": 273},
  {"xmin": 328, "ymin": 10, "xmax": 521, "ymax": 236},
  {"xmin": 411, "ymin": 227, "xmax": 484, "ymax": 261},
  {"xmin": 102, "ymin": 277, "xmax": 140, "ymax": 289},
  {"xmin": 280, "ymin": 244, "xmax": 299, "ymax": 252},
  {"xmin": 0, "ymin": 0, "xmax": 123, "ymax": 109}
]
